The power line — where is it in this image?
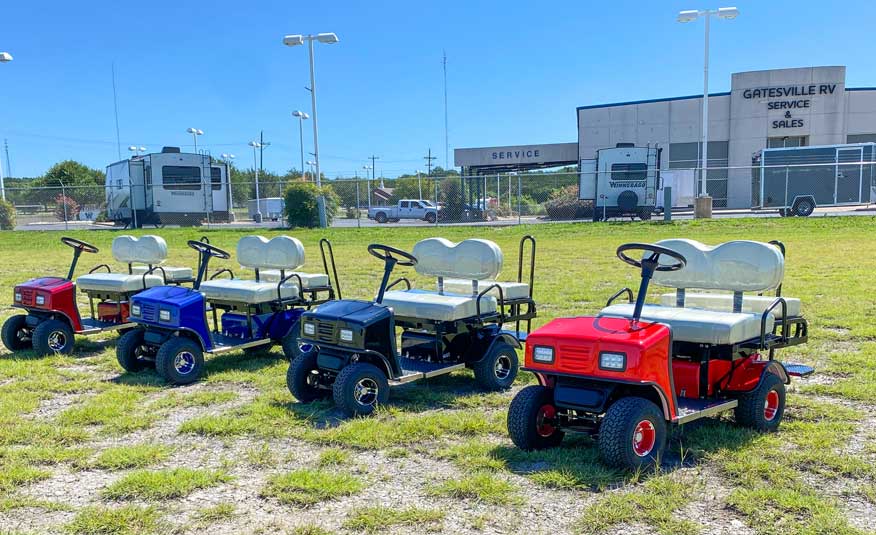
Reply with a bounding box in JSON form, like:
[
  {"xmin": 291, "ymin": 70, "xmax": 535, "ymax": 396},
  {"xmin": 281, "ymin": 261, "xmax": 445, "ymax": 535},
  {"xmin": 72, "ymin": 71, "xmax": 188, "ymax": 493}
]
[{"xmin": 369, "ymin": 155, "xmax": 381, "ymax": 188}]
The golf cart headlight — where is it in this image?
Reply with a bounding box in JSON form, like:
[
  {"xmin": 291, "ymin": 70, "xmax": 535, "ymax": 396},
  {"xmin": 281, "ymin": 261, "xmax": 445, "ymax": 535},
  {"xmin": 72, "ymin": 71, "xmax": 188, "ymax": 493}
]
[
  {"xmin": 339, "ymin": 329, "xmax": 354, "ymax": 342},
  {"xmin": 159, "ymin": 309, "xmax": 171, "ymax": 322},
  {"xmin": 14, "ymin": 292, "xmax": 21, "ymax": 302},
  {"xmin": 599, "ymin": 351, "xmax": 627, "ymax": 371},
  {"xmin": 532, "ymin": 346, "xmax": 555, "ymax": 363},
  {"xmin": 35, "ymin": 295, "xmax": 45, "ymax": 305},
  {"xmin": 130, "ymin": 304, "xmax": 141, "ymax": 316},
  {"xmin": 303, "ymin": 322, "xmax": 316, "ymax": 336}
]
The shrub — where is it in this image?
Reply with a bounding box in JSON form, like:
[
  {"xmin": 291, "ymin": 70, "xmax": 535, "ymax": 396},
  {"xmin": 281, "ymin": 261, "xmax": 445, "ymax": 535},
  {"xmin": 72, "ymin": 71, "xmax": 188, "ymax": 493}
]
[
  {"xmin": 0, "ymin": 198, "xmax": 15, "ymax": 230},
  {"xmin": 284, "ymin": 182, "xmax": 338, "ymax": 228},
  {"xmin": 544, "ymin": 185, "xmax": 591, "ymax": 220},
  {"xmin": 54, "ymin": 194, "xmax": 80, "ymax": 222}
]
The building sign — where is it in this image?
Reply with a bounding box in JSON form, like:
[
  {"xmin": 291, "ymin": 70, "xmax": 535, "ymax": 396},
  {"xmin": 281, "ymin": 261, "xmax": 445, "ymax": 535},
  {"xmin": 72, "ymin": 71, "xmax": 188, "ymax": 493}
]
[
  {"xmin": 454, "ymin": 142, "xmax": 578, "ymax": 168},
  {"xmin": 742, "ymin": 84, "xmax": 837, "ymax": 129}
]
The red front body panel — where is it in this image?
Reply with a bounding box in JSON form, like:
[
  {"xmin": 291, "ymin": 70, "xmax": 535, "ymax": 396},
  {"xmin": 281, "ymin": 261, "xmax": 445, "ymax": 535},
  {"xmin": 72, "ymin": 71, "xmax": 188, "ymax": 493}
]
[
  {"xmin": 524, "ymin": 316, "xmax": 676, "ymax": 419},
  {"xmin": 13, "ymin": 277, "xmax": 83, "ymax": 331}
]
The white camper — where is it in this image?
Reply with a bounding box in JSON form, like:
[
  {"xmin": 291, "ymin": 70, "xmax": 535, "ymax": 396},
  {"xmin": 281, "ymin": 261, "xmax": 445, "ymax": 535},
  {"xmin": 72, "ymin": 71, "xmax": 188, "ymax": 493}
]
[
  {"xmin": 579, "ymin": 144, "xmax": 661, "ymax": 221},
  {"xmin": 106, "ymin": 147, "xmax": 231, "ymax": 227}
]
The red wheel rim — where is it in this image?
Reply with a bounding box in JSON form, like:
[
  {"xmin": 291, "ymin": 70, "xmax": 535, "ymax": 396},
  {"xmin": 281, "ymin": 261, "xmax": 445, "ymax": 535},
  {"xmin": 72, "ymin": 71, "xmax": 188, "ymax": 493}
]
[
  {"xmin": 632, "ymin": 419, "xmax": 656, "ymax": 457},
  {"xmin": 764, "ymin": 390, "xmax": 780, "ymax": 421},
  {"xmin": 536, "ymin": 404, "xmax": 557, "ymax": 437}
]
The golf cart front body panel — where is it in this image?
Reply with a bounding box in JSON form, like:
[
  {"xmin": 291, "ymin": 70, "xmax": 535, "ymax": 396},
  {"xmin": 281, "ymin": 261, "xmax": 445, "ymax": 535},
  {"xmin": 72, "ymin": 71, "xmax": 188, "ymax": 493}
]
[
  {"xmin": 13, "ymin": 277, "xmax": 82, "ymax": 331},
  {"xmin": 130, "ymin": 285, "xmax": 212, "ymax": 349}
]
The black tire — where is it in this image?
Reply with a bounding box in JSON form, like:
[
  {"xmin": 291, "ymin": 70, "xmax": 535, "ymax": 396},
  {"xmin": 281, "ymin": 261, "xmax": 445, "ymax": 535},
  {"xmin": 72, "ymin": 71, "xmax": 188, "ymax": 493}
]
[
  {"xmin": 424, "ymin": 212, "xmax": 436, "ymax": 224},
  {"xmin": 332, "ymin": 363, "xmax": 389, "ymax": 416},
  {"xmin": 639, "ymin": 209, "xmax": 652, "ymax": 221},
  {"xmin": 778, "ymin": 208, "xmax": 792, "ymax": 217},
  {"xmin": 375, "ymin": 212, "xmax": 388, "ymax": 224},
  {"xmin": 793, "ymin": 198, "xmax": 815, "ymax": 217},
  {"xmin": 280, "ymin": 321, "xmax": 313, "ymax": 361},
  {"xmin": 116, "ymin": 329, "xmax": 152, "ymax": 372},
  {"xmin": 473, "ymin": 342, "xmax": 518, "ymax": 391},
  {"xmin": 734, "ymin": 373, "xmax": 786, "ymax": 432},
  {"xmin": 32, "ymin": 319, "xmax": 75, "ymax": 355},
  {"xmin": 287, "ymin": 351, "xmax": 329, "ymax": 402},
  {"xmin": 1, "ymin": 315, "xmax": 32, "ymax": 351},
  {"xmin": 507, "ymin": 385, "xmax": 565, "ymax": 450},
  {"xmin": 598, "ymin": 397, "xmax": 667, "ymax": 470},
  {"xmin": 155, "ymin": 337, "xmax": 204, "ymax": 385}
]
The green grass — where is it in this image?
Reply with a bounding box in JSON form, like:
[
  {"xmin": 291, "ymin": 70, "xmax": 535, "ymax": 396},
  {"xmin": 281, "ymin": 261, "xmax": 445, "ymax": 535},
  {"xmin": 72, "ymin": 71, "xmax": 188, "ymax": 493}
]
[
  {"xmin": 102, "ymin": 468, "xmax": 232, "ymax": 500},
  {"xmin": 89, "ymin": 444, "xmax": 172, "ymax": 471},
  {"xmin": 193, "ymin": 503, "xmax": 237, "ymax": 523},
  {"xmin": 64, "ymin": 505, "xmax": 162, "ymax": 535},
  {"xmin": 427, "ymin": 473, "xmax": 520, "ymax": 505},
  {"xmin": 343, "ymin": 505, "xmax": 445, "ymax": 533},
  {"xmin": 0, "ymin": 463, "xmax": 51, "ymax": 493},
  {"xmin": 261, "ymin": 468, "xmax": 363, "ymax": 505},
  {"xmin": 317, "ymin": 447, "xmax": 351, "ymax": 467}
]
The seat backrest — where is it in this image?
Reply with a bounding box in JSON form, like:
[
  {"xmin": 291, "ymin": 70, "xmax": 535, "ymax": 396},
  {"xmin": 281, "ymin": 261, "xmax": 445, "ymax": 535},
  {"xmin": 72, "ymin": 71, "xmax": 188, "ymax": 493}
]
[
  {"xmin": 412, "ymin": 238, "xmax": 502, "ymax": 289},
  {"xmin": 653, "ymin": 239, "xmax": 784, "ymax": 292},
  {"xmin": 237, "ymin": 235, "xmax": 305, "ymax": 271},
  {"xmin": 111, "ymin": 235, "xmax": 168, "ymax": 265}
]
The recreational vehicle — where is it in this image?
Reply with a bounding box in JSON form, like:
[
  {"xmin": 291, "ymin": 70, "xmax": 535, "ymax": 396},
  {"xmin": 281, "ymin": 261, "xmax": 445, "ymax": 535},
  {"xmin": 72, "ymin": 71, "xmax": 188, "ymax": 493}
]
[{"xmin": 579, "ymin": 144, "xmax": 662, "ymax": 220}]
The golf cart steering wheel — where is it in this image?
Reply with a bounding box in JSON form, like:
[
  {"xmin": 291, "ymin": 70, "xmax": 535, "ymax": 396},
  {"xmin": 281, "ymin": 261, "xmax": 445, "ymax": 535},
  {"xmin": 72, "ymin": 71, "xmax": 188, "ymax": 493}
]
[
  {"xmin": 616, "ymin": 243, "xmax": 686, "ymax": 272},
  {"xmin": 187, "ymin": 240, "xmax": 230, "ymax": 260},
  {"xmin": 61, "ymin": 237, "xmax": 99, "ymax": 254},
  {"xmin": 368, "ymin": 244, "xmax": 418, "ymax": 267}
]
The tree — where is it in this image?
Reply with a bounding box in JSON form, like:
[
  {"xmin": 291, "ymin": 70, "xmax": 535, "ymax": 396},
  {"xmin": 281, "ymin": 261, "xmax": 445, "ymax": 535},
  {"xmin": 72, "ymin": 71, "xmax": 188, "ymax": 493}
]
[
  {"xmin": 284, "ymin": 182, "xmax": 338, "ymax": 228},
  {"xmin": 26, "ymin": 161, "xmax": 105, "ymax": 206}
]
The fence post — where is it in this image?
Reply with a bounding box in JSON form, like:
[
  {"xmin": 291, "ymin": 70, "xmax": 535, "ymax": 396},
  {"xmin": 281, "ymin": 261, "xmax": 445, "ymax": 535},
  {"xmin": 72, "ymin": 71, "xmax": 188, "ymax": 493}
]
[
  {"xmin": 517, "ymin": 174, "xmax": 522, "ymax": 225},
  {"xmin": 434, "ymin": 180, "xmax": 439, "ymax": 227},
  {"xmin": 61, "ymin": 183, "xmax": 68, "ymax": 231},
  {"xmin": 356, "ymin": 179, "xmax": 361, "ymax": 228},
  {"xmin": 664, "ymin": 187, "xmax": 672, "ymax": 222}
]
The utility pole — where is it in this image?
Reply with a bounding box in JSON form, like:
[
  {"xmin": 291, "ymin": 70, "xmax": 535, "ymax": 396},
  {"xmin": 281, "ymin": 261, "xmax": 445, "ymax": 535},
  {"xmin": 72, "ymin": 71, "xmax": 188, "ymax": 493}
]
[
  {"xmin": 443, "ymin": 50, "xmax": 449, "ymax": 170},
  {"xmin": 424, "ymin": 148, "xmax": 437, "ymax": 176},
  {"xmin": 259, "ymin": 131, "xmax": 271, "ymax": 177},
  {"xmin": 3, "ymin": 139, "xmax": 9, "ymax": 178},
  {"xmin": 369, "ymin": 155, "xmax": 381, "ymax": 188}
]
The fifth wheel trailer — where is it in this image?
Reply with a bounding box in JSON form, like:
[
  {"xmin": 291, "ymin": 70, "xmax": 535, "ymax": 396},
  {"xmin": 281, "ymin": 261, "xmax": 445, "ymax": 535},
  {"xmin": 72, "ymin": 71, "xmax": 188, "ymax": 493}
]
[
  {"xmin": 106, "ymin": 147, "xmax": 232, "ymax": 227},
  {"xmin": 753, "ymin": 143, "xmax": 876, "ymax": 216},
  {"xmin": 579, "ymin": 144, "xmax": 661, "ymax": 220}
]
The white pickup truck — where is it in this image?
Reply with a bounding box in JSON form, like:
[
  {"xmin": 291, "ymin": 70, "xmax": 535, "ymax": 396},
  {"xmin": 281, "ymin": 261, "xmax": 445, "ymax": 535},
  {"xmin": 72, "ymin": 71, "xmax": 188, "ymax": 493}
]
[{"xmin": 368, "ymin": 199, "xmax": 439, "ymax": 223}]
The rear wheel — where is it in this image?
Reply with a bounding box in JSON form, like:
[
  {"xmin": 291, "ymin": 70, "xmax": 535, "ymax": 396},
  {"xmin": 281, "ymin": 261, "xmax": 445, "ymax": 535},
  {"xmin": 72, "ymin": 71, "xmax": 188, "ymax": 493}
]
[
  {"xmin": 793, "ymin": 198, "xmax": 815, "ymax": 217},
  {"xmin": 1, "ymin": 315, "xmax": 31, "ymax": 351},
  {"xmin": 287, "ymin": 351, "xmax": 328, "ymax": 402},
  {"xmin": 333, "ymin": 363, "xmax": 389, "ymax": 416},
  {"xmin": 375, "ymin": 212, "xmax": 387, "ymax": 224},
  {"xmin": 116, "ymin": 329, "xmax": 152, "ymax": 372},
  {"xmin": 598, "ymin": 397, "xmax": 666, "ymax": 470},
  {"xmin": 735, "ymin": 373, "xmax": 786, "ymax": 432},
  {"xmin": 507, "ymin": 385, "xmax": 565, "ymax": 450},
  {"xmin": 156, "ymin": 337, "xmax": 204, "ymax": 385},
  {"xmin": 32, "ymin": 319, "xmax": 75, "ymax": 355},
  {"xmin": 473, "ymin": 342, "xmax": 518, "ymax": 391}
]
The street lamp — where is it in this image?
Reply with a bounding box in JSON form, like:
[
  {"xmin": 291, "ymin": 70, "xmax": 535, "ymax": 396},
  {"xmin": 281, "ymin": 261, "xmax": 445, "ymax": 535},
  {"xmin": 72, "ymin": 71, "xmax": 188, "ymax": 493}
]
[
  {"xmin": 0, "ymin": 51, "xmax": 11, "ymax": 201},
  {"xmin": 186, "ymin": 127, "xmax": 203, "ymax": 152},
  {"xmin": 249, "ymin": 140, "xmax": 263, "ymax": 223},
  {"xmin": 283, "ymin": 32, "xmax": 340, "ymax": 228},
  {"xmin": 678, "ymin": 6, "xmax": 738, "ymax": 198},
  {"xmin": 127, "ymin": 145, "xmax": 146, "ymax": 156},
  {"xmin": 292, "ymin": 111, "xmax": 309, "ymax": 179}
]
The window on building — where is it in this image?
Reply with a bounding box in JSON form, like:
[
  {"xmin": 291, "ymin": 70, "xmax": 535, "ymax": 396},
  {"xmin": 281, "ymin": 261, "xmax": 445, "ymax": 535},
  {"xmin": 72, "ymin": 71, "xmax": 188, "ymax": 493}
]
[
  {"xmin": 609, "ymin": 163, "xmax": 647, "ymax": 181},
  {"xmin": 210, "ymin": 167, "xmax": 222, "ymax": 191},
  {"xmin": 162, "ymin": 166, "xmax": 201, "ymax": 191},
  {"xmin": 767, "ymin": 136, "xmax": 808, "ymax": 149},
  {"xmin": 847, "ymin": 134, "xmax": 876, "ymax": 144}
]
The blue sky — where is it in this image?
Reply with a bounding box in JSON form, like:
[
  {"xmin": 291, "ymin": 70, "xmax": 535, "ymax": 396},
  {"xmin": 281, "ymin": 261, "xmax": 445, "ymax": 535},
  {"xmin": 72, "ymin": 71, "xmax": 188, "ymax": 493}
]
[{"xmin": 1, "ymin": 0, "xmax": 875, "ymax": 179}]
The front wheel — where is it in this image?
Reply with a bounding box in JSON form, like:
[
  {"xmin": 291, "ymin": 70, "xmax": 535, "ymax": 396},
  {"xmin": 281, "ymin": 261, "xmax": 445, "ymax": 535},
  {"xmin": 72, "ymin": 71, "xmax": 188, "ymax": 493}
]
[
  {"xmin": 116, "ymin": 329, "xmax": 152, "ymax": 372},
  {"xmin": 333, "ymin": 363, "xmax": 389, "ymax": 416},
  {"xmin": 424, "ymin": 212, "xmax": 437, "ymax": 224},
  {"xmin": 473, "ymin": 342, "xmax": 518, "ymax": 391},
  {"xmin": 734, "ymin": 373, "xmax": 786, "ymax": 432},
  {"xmin": 287, "ymin": 351, "xmax": 329, "ymax": 402},
  {"xmin": 156, "ymin": 337, "xmax": 204, "ymax": 385},
  {"xmin": 639, "ymin": 209, "xmax": 652, "ymax": 221},
  {"xmin": 280, "ymin": 321, "xmax": 313, "ymax": 361},
  {"xmin": 32, "ymin": 319, "xmax": 75, "ymax": 355},
  {"xmin": 598, "ymin": 397, "xmax": 667, "ymax": 470},
  {"xmin": 793, "ymin": 198, "xmax": 815, "ymax": 217},
  {"xmin": 1, "ymin": 315, "xmax": 32, "ymax": 351},
  {"xmin": 507, "ymin": 385, "xmax": 565, "ymax": 450}
]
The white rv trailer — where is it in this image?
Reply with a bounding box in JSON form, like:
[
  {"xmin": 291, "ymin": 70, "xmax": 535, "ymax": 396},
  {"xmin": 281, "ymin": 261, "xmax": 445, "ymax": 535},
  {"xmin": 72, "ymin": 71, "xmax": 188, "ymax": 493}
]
[
  {"xmin": 579, "ymin": 144, "xmax": 662, "ymax": 220},
  {"xmin": 105, "ymin": 147, "xmax": 231, "ymax": 227}
]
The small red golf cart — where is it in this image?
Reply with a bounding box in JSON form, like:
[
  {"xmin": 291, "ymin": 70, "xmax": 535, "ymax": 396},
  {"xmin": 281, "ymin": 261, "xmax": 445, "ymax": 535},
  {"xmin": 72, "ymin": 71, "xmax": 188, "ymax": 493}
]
[{"xmin": 507, "ymin": 239, "xmax": 811, "ymax": 470}]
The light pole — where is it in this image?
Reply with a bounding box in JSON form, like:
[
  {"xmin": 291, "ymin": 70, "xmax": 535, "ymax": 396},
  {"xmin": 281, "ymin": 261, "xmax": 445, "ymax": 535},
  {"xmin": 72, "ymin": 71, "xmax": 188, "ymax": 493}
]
[
  {"xmin": 249, "ymin": 141, "xmax": 263, "ymax": 223},
  {"xmin": 416, "ymin": 170, "xmax": 423, "ymax": 200},
  {"xmin": 306, "ymin": 160, "xmax": 316, "ymax": 181},
  {"xmin": 283, "ymin": 32, "xmax": 340, "ymax": 228},
  {"xmin": 292, "ymin": 110, "xmax": 309, "ymax": 178},
  {"xmin": 363, "ymin": 165, "xmax": 371, "ymax": 209},
  {"xmin": 0, "ymin": 52, "xmax": 11, "ymax": 201},
  {"xmin": 186, "ymin": 127, "xmax": 203, "ymax": 152},
  {"xmin": 678, "ymin": 7, "xmax": 738, "ymax": 198},
  {"xmin": 128, "ymin": 146, "xmax": 146, "ymax": 156}
]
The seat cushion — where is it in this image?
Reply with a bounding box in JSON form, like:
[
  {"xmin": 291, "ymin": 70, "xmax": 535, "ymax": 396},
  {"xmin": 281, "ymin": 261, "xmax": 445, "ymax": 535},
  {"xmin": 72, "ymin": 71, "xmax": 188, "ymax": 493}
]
[
  {"xmin": 443, "ymin": 279, "xmax": 530, "ymax": 300},
  {"xmin": 259, "ymin": 270, "xmax": 329, "ymax": 288},
  {"xmin": 77, "ymin": 273, "xmax": 163, "ymax": 293},
  {"xmin": 600, "ymin": 303, "xmax": 774, "ymax": 345},
  {"xmin": 199, "ymin": 279, "xmax": 300, "ymax": 304},
  {"xmin": 381, "ymin": 289, "xmax": 497, "ymax": 322},
  {"xmin": 659, "ymin": 292, "xmax": 801, "ymax": 318},
  {"xmin": 132, "ymin": 265, "xmax": 194, "ymax": 283}
]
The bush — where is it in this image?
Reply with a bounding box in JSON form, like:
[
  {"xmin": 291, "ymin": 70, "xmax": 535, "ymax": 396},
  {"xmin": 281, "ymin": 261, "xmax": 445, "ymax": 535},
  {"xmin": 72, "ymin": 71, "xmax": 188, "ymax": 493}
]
[
  {"xmin": 283, "ymin": 182, "xmax": 338, "ymax": 228},
  {"xmin": 544, "ymin": 185, "xmax": 591, "ymax": 220},
  {"xmin": 0, "ymin": 198, "xmax": 15, "ymax": 230},
  {"xmin": 54, "ymin": 194, "xmax": 80, "ymax": 222}
]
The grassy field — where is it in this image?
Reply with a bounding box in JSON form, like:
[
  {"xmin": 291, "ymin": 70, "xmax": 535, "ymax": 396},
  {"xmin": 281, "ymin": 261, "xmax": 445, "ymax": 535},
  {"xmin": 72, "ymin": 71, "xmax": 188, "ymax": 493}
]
[{"xmin": 0, "ymin": 218, "xmax": 874, "ymax": 534}]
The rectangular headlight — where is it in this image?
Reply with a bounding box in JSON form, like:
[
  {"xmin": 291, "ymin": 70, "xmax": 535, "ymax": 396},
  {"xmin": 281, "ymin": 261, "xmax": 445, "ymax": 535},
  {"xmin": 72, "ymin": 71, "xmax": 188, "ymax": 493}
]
[
  {"xmin": 14, "ymin": 292, "xmax": 21, "ymax": 302},
  {"xmin": 35, "ymin": 295, "xmax": 45, "ymax": 305},
  {"xmin": 303, "ymin": 322, "xmax": 316, "ymax": 336},
  {"xmin": 159, "ymin": 309, "xmax": 171, "ymax": 322},
  {"xmin": 599, "ymin": 351, "xmax": 627, "ymax": 371},
  {"xmin": 339, "ymin": 329, "xmax": 353, "ymax": 342},
  {"xmin": 532, "ymin": 346, "xmax": 555, "ymax": 363},
  {"xmin": 130, "ymin": 304, "xmax": 141, "ymax": 316}
]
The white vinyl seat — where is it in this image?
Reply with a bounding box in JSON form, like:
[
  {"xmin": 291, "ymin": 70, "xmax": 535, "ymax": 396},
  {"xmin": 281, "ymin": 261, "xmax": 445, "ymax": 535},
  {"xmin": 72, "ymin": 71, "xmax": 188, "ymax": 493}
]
[
  {"xmin": 132, "ymin": 265, "xmax": 193, "ymax": 283},
  {"xmin": 442, "ymin": 279, "xmax": 530, "ymax": 300},
  {"xmin": 77, "ymin": 273, "xmax": 164, "ymax": 293},
  {"xmin": 259, "ymin": 270, "xmax": 329, "ymax": 288},
  {"xmin": 76, "ymin": 235, "xmax": 169, "ymax": 294},
  {"xmin": 199, "ymin": 279, "xmax": 300, "ymax": 304},
  {"xmin": 600, "ymin": 303, "xmax": 774, "ymax": 345},
  {"xmin": 659, "ymin": 292, "xmax": 801, "ymax": 318},
  {"xmin": 382, "ymin": 289, "xmax": 497, "ymax": 322}
]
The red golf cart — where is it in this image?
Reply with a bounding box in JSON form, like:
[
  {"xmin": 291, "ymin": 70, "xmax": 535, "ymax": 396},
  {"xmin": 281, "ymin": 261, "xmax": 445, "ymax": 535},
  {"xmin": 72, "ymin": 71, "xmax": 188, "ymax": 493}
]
[{"xmin": 507, "ymin": 239, "xmax": 811, "ymax": 469}]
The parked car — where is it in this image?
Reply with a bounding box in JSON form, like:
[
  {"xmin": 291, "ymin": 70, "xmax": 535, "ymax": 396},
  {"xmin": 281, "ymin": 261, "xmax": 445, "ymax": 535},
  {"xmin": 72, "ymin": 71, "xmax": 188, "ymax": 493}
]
[{"xmin": 368, "ymin": 199, "xmax": 439, "ymax": 223}]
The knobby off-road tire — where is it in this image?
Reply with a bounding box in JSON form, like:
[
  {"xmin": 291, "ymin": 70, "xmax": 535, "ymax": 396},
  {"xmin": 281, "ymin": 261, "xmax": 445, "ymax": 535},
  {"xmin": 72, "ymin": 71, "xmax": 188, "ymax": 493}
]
[
  {"xmin": 598, "ymin": 397, "xmax": 667, "ymax": 470},
  {"xmin": 507, "ymin": 385, "xmax": 565, "ymax": 450},
  {"xmin": 156, "ymin": 337, "xmax": 204, "ymax": 385},
  {"xmin": 332, "ymin": 363, "xmax": 389, "ymax": 416},
  {"xmin": 116, "ymin": 328, "xmax": 151, "ymax": 372},
  {"xmin": 287, "ymin": 351, "xmax": 328, "ymax": 402},
  {"xmin": 473, "ymin": 342, "xmax": 518, "ymax": 391},
  {"xmin": 734, "ymin": 372, "xmax": 786, "ymax": 432},
  {"xmin": 32, "ymin": 319, "xmax": 75, "ymax": 355},
  {"xmin": 1, "ymin": 315, "xmax": 31, "ymax": 351}
]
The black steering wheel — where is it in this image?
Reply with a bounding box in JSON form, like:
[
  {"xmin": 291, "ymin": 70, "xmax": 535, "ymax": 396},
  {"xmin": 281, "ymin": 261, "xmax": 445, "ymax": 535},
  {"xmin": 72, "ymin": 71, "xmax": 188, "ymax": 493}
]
[
  {"xmin": 367, "ymin": 244, "xmax": 418, "ymax": 266},
  {"xmin": 61, "ymin": 236, "xmax": 99, "ymax": 254},
  {"xmin": 187, "ymin": 240, "xmax": 230, "ymax": 260},
  {"xmin": 616, "ymin": 243, "xmax": 686, "ymax": 272}
]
